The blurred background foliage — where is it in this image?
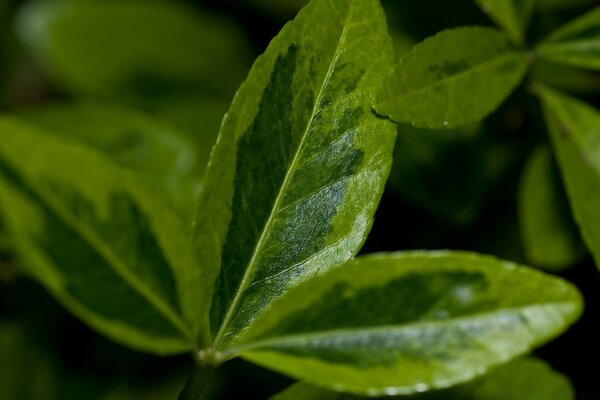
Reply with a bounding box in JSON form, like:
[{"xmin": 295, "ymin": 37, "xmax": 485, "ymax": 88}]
[{"xmin": 1, "ymin": 0, "xmax": 600, "ymax": 398}]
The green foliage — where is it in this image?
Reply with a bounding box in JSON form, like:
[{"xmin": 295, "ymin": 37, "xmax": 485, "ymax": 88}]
[
  {"xmin": 16, "ymin": 0, "xmax": 251, "ymax": 98},
  {"xmin": 18, "ymin": 101, "xmax": 205, "ymax": 218},
  {"xmin": 193, "ymin": 0, "xmax": 396, "ymax": 349},
  {"xmin": 518, "ymin": 146, "xmax": 586, "ymax": 270},
  {"xmin": 375, "ymin": 27, "xmax": 529, "ymax": 129},
  {"xmin": 0, "ymin": 117, "xmax": 209, "ymax": 353},
  {"xmin": 270, "ymin": 357, "xmax": 574, "ymax": 399},
  {"xmin": 2, "ymin": 0, "xmax": 599, "ymax": 397},
  {"xmin": 474, "ymin": 0, "xmax": 535, "ymax": 44},
  {"xmin": 538, "ymin": 6, "xmax": 600, "ymax": 69},
  {"xmin": 231, "ymin": 252, "xmax": 581, "ymax": 395},
  {"xmin": 537, "ymin": 86, "xmax": 600, "ymax": 272}
]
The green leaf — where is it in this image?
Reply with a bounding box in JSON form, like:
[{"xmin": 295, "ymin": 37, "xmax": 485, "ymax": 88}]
[
  {"xmin": 537, "ymin": 85, "xmax": 600, "ymax": 272},
  {"xmin": 538, "ymin": 6, "xmax": 600, "ymax": 70},
  {"xmin": 0, "ymin": 116, "xmax": 210, "ymax": 354},
  {"xmin": 374, "ymin": 27, "xmax": 529, "ymax": 129},
  {"xmin": 229, "ymin": 251, "xmax": 581, "ymax": 396},
  {"xmin": 518, "ymin": 146, "xmax": 586, "ymax": 270},
  {"xmin": 15, "ymin": 0, "xmax": 251, "ymax": 98},
  {"xmin": 474, "ymin": 0, "xmax": 535, "ymax": 44},
  {"xmin": 193, "ymin": 0, "xmax": 396, "ymax": 349},
  {"xmin": 19, "ymin": 101, "xmax": 205, "ymax": 219},
  {"xmin": 270, "ymin": 357, "xmax": 574, "ymax": 399}
]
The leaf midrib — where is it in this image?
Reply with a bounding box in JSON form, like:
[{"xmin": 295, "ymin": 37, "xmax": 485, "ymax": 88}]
[
  {"xmin": 24, "ymin": 173, "xmax": 193, "ymax": 341},
  {"xmin": 213, "ymin": 4, "xmax": 354, "ymax": 348},
  {"xmin": 226, "ymin": 301, "xmax": 576, "ymax": 357}
]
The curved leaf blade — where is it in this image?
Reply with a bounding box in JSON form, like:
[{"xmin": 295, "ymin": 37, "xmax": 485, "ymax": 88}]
[
  {"xmin": 270, "ymin": 357, "xmax": 574, "ymax": 399},
  {"xmin": 231, "ymin": 251, "xmax": 581, "ymax": 396},
  {"xmin": 0, "ymin": 117, "xmax": 209, "ymax": 354},
  {"xmin": 537, "ymin": 86, "xmax": 600, "ymax": 272},
  {"xmin": 518, "ymin": 146, "xmax": 586, "ymax": 270},
  {"xmin": 474, "ymin": 0, "xmax": 535, "ymax": 44},
  {"xmin": 538, "ymin": 6, "xmax": 600, "ymax": 69},
  {"xmin": 194, "ymin": 0, "xmax": 396, "ymax": 348},
  {"xmin": 374, "ymin": 27, "xmax": 529, "ymax": 129}
]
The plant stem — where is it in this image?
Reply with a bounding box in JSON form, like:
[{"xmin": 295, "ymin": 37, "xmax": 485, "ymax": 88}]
[{"xmin": 178, "ymin": 364, "xmax": 216, "ymax": 400}]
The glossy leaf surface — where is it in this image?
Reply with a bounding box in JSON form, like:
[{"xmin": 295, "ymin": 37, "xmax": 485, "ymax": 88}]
[
  {"xmin": 537, "ymin": 86, "xmax": 600, "ymax": 272},
  {"xmin": 374, "ymin": 27, "xmax": 529, "ymax": 129},
  {"xmin": 518, "ymin": 146, "xmax": 586, "ymax": 270},
  {"xmin": 270, "ymin": 357, "xmax": 574, "ymax": 399},
  {"xmin": 0, "ymin": 117, "xmax": 208, "ymax": 353},
  {"xmin": 20, "ymin": 102, "xmax": 204, "ymax": 219},
  {"xmin": 194, "ymin": 0, "xmax": 396, "ymax": 349},
  {"xmin": 232, "ymin": 252, "xmax": 581, "ymax": 395},
  {"xmin": 538, "ymin": 6, "xmax": 600, "ymax": 69},
  {"xmin": 474, "ymin": 0, "xmax": 535, "ymax": 44},
  {"xmin": 15, "ymin": 0, "xmax": 251, "ymax": 97}
]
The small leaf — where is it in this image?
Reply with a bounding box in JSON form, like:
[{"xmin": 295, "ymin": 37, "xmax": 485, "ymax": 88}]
[
  {"xmin": 474, "ymin": 0, "xmax": 535, "ymax": 44},
  {"xmin": 15, "ymin": 0, "xmax": 251, "ymax": 98},
  {"xmin": 0, "ymin": 117, "xmax": 210, "ymax": 354},
  {"xmin": 193, "ymin": 0, "xmax": 396, "ymax": 349},
  {"xmin": 374, "ymin": 27, "xmax": 529, "ymax": 129},
  {"xmin": 538, "ymin": 6, "xmax": 600, "ymax": 70},
  {"xmin": 19, "ymin": 101, "xmax": 205, "ymax": 219},
  {"xmin": 518, "ymin": 146, "xmax": 587, "ymax": 270},
  {"xmin": 270, "ymin": 357, "xmax": 574, "ymax": 399},
  {"xmin": 537, "ymin": 85, "xmax": 600, "ymax": 273},
  {"xmin": 229, "ymin": 251, "xmax": 581, "ymax": 396}
]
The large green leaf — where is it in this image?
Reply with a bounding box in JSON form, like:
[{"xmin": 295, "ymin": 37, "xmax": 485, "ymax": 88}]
[
  {"xmin": 228, "ymin": 252, "xmax": 581, "ymax": 396},
  {"xmin": 15, "ymin": 0, "xmax": 251, "ymax": 98},
  {"xmin": 0, "ymin": 116, "xmax": 209, "ymax": 354},
  {"xmin": 19, "ymin": 102, "xmax": 205, "ymax": 219},
  {"xmin": 537, "ymin": 85, "xmax": 600, "ymax": 272},
  {"xmin": 374, "ymin": 27, "xmax": 529, "ymax": 129},
  {"xmin": 518, "ymin": 146, "xmax": 586, "ymax": 270},
  {"xmin": 193, "ymin": 0, "xmax": 396, "ymax": 350},
  {"xmin": 537, "ymin": 6, "xmax": 600, "ymax": 70},
  {"xmin": 270, "ymin": 357, "xmax": 574, "ymax": 399},
  {"xmin": 474, "ymin": 0, "xmax": 535, "ymax": 44}
]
